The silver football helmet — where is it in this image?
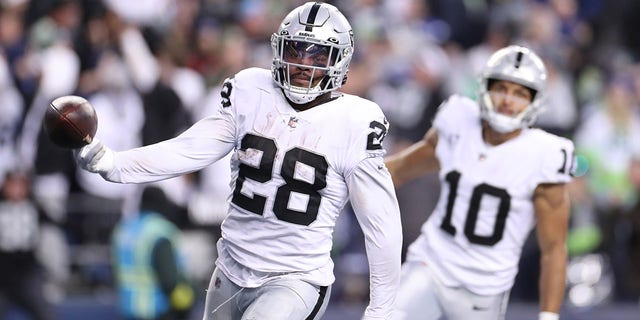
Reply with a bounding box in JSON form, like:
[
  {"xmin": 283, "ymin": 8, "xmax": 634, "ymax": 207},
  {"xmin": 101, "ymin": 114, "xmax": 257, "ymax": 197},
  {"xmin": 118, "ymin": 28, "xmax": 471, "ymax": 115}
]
[
  {"xmin": 271, "ymin": 2, "xmax": 354, "ymax": 104},
  {"xmin": 478, "ymin": 45, "xmax": 547, "ymax": 133}
]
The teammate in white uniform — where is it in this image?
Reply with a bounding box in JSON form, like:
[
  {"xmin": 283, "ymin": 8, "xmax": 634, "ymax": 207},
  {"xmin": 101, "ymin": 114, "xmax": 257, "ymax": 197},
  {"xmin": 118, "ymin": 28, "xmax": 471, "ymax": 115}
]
[
  {"xmin": 74, "ymin": 2, "xmax": 402, "ymax": 320},
  {"xmin": 386, "ymin": 45, "xmax": 573, "ymax": 320}
]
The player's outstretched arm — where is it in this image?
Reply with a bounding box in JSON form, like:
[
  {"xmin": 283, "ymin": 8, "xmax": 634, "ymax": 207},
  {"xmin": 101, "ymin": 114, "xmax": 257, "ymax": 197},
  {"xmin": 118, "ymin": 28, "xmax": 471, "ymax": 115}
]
[
  {"xmin": 347, "ymin": 156, "xmax": 403, "ymax": 320},
  {"xmin": 73, "ymin": 112, "xmax": 236, "ymax": 184},
  {"xmin": 534, "ymin": 182, "xmax": 571, "ymax": 320},
  {"xmin": 385, "ymin": 127, "xmax": 439, "ymax": 187}
]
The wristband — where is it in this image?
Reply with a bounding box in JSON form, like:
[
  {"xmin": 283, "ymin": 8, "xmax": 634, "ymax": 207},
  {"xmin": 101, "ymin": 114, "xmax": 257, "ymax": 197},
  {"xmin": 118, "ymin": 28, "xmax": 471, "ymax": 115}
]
[{"xmin": 539, "ymin": 311, "xmax": 559, "ymax": 320}]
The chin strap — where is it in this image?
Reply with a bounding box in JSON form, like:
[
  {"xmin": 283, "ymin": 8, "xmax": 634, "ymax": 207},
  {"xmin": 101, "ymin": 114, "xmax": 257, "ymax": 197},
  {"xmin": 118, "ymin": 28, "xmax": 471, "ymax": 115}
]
[{"xmin": 284, "ymin": 88, "xmax": 320, "ymax": 104}]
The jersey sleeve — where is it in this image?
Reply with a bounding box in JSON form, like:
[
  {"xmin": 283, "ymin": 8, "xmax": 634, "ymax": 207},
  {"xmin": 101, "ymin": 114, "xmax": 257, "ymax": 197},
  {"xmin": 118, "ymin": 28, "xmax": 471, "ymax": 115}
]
[
  {"xmin": 217, "ymin": 75, "xmax": 240, "ymax": 126},
  {"xmin": 432, "ymin": 94, "xmax": 478, "ymax": 137},
  {"xmin": 361, "ymin": 105, "xmax": 390, "ymax": 159},
  {"xmin": 432, "ymin": 97, "xmax": 454, "ymax": 132},
  {"xmin": 343, "ymin": 101, "xmax": 390, "ymax": 176},
  {"xmin": 536, "ymin": 135, "xmax": 575, "ymax": 185},
  {"xmin": 346, "ymin": 156, "xmax": 402, "ymax": 319},
  {"xmin": 105, "ymin": 83, "xmax": 238, "ymax": 183}
]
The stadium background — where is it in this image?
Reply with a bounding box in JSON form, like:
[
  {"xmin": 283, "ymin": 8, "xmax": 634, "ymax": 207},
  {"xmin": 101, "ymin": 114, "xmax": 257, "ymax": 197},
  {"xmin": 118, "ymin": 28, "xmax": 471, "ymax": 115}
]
[{"xmin": 1, "ymin": 0, "xmax": 640, "ymax": 319}]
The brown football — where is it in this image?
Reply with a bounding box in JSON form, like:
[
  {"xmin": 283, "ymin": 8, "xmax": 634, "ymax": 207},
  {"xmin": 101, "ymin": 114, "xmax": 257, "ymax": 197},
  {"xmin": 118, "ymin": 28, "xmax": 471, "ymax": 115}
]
[{"xmin": 43, "ymin": 95, "xmax": 98, "ymax": 149}]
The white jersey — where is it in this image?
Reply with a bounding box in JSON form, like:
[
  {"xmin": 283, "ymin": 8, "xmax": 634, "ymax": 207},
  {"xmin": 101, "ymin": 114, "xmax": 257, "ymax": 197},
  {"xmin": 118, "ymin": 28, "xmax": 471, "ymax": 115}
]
[
  {"xmin": 103, "ymin": 68, "xmax": 402, "ymax": 317},
  {"xmin": 406, "ymin": 95, "xmax": 574, "ymax": 295}
]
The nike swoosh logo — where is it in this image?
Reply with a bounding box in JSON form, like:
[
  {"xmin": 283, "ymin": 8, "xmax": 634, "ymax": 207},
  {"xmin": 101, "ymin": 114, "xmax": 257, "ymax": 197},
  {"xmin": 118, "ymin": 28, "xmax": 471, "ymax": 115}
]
[{"xmin": 473, "ymin": 305, "xmax": 489, "ymax": 311}]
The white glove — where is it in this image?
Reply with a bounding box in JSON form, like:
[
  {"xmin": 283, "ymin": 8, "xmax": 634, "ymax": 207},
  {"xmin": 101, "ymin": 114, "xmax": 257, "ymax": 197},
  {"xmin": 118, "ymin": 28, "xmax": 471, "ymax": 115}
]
[{"xmin": 73, "ymin": 138, "xmax": 115, "ymax": 175}]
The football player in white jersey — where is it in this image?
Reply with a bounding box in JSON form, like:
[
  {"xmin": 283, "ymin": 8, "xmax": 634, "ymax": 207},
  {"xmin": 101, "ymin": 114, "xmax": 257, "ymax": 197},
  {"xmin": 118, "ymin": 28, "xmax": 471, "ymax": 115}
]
[
  {"xmin": 73, "ymin": 2, "xmax": 402, "ymax": 320},
  {"xmin": 386, "ymin": 45, "xmax": 573, "ymax": 320}
]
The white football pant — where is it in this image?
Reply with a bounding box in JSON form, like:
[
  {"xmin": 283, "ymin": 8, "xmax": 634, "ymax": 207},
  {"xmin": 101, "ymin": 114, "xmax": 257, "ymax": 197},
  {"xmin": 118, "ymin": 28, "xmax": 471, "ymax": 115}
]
[
  {"xmin": 203, "ymin": 267, "xmax": 330, "ymax": 320},
  {"xmin": 393, "ymin": 261, "xmax": 509, "ymax": 320}
]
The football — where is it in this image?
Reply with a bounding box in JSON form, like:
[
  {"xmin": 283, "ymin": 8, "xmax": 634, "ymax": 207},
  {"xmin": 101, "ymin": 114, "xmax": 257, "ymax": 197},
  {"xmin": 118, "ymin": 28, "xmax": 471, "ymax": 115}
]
[{"xmin": 43, "ymin": 95, "xmax": 98, "ymax": 149}]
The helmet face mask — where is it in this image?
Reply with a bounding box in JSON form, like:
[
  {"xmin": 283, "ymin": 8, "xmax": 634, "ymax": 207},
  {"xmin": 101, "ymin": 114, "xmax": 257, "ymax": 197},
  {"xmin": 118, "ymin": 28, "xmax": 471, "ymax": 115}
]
[
  {"xmin": 271, "ymin": 2, "xmax": 354, "ymax": 104},
  {"xmin": 283, "ymin": 40, "xmax": 334, "ymax": 69},
  {"xmin": 478, "ymin": 45, "xmax": 547, "ymax": 133}
]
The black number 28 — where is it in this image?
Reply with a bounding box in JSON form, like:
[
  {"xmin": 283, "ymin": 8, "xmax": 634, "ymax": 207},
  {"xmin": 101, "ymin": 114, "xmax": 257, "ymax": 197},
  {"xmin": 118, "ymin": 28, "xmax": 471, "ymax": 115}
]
[{"xmin": 231, "ymin": 133, "xmax": 328, "ymax": 226}]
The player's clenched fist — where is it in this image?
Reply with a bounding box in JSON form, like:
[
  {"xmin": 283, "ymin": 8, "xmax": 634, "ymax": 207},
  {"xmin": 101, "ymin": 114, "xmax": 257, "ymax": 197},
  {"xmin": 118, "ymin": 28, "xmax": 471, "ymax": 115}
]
[{"xmin": 74, "ymin": 138, "xmax": 114, "ymax": 175}]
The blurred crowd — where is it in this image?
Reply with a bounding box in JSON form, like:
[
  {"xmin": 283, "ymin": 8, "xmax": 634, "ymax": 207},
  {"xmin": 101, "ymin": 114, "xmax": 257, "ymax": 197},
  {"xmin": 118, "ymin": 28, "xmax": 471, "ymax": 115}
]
[{"xmin": 1, "ymin": 0, "xmax": 640, "ymax": 318}]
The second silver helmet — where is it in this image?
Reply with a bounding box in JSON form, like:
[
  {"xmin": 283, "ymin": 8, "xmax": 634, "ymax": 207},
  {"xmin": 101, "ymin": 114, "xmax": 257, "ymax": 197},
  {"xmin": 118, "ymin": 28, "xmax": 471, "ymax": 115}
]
[{"xmin": 478, "ymin": 45, "xmax": 547, "ymax": 133}]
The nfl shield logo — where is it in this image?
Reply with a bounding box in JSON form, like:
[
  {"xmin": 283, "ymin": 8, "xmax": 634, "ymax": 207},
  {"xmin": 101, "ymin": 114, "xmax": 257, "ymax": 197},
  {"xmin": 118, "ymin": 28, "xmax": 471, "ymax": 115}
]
[{"xmin": 288, "ymin": 116, "xmax": 298, "ymax": 128}]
